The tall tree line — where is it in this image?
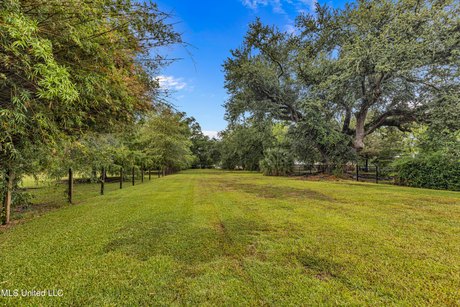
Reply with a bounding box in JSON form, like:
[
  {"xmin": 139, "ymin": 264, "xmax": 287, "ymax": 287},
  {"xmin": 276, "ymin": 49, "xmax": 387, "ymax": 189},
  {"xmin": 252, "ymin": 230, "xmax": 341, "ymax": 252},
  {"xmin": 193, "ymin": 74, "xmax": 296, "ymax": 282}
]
[{"xmin": 0, "ymin": 0, "xmax": 183, "ymax": 224}]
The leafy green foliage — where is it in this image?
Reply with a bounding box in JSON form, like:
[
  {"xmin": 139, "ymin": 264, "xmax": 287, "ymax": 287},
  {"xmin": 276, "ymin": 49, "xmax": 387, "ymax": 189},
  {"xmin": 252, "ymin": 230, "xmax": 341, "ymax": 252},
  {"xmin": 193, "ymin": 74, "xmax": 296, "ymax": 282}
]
[
  {"xmin": 394, "ymin": 153, "xmax": 460, "ymax": 191},
  {"xmin": 288, "ymin": 103, "xmax": 355, "ymax": 164},
  {"xmin": 360, "ymin": 127, "xmax": 406, "ymax": 167},
  {"xmin": 188, "ymin": 118, "xmax": 220, "ymax": 168},
  {"xmin": 1, "ymin": 0, "xmax": 181, "ymax": 160},
  {"xmin": 0, "ymin": 0, "xmax": 182, "ymax": 223},
  {"xmin": 139, "ymin": 108, "xmax": 194, "ymax": 172},
  {"xmin": 224, "ymin": 0, "xmax": 460, "ymax": 156},
  {"xmin": 259, "ymin": 148, "xmax": 294, "ymax": 176},
  {"xmin": 219, "ymin": 122, "xmax": 274, "ymax": 171}
]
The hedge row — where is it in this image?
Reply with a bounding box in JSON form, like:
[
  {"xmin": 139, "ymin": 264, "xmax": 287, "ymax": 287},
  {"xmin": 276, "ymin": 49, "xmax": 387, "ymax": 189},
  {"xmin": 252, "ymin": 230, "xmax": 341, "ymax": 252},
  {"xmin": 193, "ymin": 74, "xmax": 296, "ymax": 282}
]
[{"xmin": 394, "ymin": 154, "xmax": 460, "ymax": 191}]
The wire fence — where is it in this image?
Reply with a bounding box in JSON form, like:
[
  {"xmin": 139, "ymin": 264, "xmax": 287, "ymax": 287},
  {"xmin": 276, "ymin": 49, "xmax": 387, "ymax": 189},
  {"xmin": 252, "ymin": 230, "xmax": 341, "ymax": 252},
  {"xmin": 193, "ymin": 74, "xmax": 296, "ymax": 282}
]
[
  {"xmin": 14, "ymin": 167, "xmax": 177, "ymax": 221},
  {"xmin": 292, "ymin": 163, "xmax": 395, "ymax": 184},
  {"xmin": 64, "ymin": 167, "xmax": 168, "ymax": 204},
  {"xmin": 14, "ymin": 163, "xmax": 390, "ymax": 222}
]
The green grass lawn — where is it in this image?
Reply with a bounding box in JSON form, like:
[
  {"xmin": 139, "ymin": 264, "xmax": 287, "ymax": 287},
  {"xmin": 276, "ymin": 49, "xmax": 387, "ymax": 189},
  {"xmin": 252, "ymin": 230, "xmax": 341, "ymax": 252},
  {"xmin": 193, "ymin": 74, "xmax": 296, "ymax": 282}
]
[{"xmin": 1, "ymin": 170, "xmax": 459, "ymax": 305}]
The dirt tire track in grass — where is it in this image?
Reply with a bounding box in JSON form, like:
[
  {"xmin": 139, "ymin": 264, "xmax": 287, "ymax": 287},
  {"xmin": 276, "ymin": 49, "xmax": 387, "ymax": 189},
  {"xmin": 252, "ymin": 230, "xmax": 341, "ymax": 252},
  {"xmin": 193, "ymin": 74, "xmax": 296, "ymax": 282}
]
[{"xmin": 198, "ymin": 175, "xmax": 270, "ymax": 305}]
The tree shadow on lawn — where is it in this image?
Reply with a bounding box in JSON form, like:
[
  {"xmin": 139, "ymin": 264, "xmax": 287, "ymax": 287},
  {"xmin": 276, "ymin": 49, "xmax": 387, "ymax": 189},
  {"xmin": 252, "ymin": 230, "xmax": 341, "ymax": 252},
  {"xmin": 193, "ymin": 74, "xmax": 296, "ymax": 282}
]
[
  {"xmin": 218, "ymin": 182, "xmax": 335, "ymax": 202},
  {"xmin": 103, "ymin": 216, "xmax": 271, "ymax": 264},
  {"xmin": 297, "ymin": 253, "xmax": 344, "ymax": 281}
]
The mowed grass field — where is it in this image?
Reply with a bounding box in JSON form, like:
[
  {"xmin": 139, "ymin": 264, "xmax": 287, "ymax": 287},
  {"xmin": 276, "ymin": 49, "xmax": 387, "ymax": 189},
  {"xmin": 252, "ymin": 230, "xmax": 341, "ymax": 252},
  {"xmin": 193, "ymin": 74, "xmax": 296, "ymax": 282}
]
[{"xmin": 1, "ymin": 170, "xmax": 459, "ymax": 305}]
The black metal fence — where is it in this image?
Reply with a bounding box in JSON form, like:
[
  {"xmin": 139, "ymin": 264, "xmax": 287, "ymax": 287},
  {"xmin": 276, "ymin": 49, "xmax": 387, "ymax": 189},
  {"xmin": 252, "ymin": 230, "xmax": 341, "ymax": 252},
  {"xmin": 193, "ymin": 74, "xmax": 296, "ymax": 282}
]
[
  {"xmin": 18, "ymin": 166, "xmax": 179, "ymax": 209},
  {"xmin": 6, "ymin": 167, "xmax": 181, "ymax": 225},
  {"xmin": 64, "ymin": 167, "xmax": 169, "ymax": 203},
  {"xmin": 292, "ymin": 163, "xmax": 395, "ymax": 184}
]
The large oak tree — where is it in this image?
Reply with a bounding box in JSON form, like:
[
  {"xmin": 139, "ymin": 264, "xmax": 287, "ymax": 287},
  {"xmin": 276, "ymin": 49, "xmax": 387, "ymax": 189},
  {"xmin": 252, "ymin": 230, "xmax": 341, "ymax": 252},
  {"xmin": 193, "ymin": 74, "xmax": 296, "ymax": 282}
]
[{"xmin": 224, "ymin": 0, "xmax": 460, "ymax": 159}]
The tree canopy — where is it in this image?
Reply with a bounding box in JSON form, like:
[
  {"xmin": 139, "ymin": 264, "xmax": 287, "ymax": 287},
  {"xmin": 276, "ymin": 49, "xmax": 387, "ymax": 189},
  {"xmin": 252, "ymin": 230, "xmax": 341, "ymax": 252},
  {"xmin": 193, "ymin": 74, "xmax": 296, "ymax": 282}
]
[
  {"xmin": 224, "ymin": 0, "xmax": 460, "ymax": 158},
  {"xmin": 1, "ymin": 0, "xmax": 183, "ymax": 224},
  {"xmin": 1, "ymin": 0, "xmax": 182, "ymax": 162}
]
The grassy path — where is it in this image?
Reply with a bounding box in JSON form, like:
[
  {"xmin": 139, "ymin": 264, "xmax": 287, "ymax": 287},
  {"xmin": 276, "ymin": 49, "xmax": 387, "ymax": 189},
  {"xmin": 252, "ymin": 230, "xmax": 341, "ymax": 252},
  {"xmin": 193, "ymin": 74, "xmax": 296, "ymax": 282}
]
[{"xmin": 1, "ymin": 170, "xmax": 459, "ymax": 305}]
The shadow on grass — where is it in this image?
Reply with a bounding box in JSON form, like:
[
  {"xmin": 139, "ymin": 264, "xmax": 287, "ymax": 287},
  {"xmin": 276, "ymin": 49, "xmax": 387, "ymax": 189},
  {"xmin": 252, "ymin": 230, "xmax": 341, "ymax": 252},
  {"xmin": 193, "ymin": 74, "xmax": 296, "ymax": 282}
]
[
  {"xmin": 104, "ymin": 216, "xmax": 271, "ymax": 264},
  {"xmin": 297, "ymin": 254, "xmax": 343, "ymax": 280},
  {"xmin": 219, "ymin": 182, "xmax": 335, "ymax": 202}
]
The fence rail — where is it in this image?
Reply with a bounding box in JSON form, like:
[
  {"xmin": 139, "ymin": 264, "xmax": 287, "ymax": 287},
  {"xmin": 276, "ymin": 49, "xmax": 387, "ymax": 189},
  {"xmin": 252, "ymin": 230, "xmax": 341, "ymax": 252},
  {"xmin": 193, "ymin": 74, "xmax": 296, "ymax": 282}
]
[
  {"xmin": 22, "ymin": 167, "xmax": 178, "ymax": 208},
  {"xmin": 4, "ymin": 167, "xmax": 182, "ymax": 226},
  {"xmin": 292, "ymin": 164, "xmax": 395, "ymax": 184}
]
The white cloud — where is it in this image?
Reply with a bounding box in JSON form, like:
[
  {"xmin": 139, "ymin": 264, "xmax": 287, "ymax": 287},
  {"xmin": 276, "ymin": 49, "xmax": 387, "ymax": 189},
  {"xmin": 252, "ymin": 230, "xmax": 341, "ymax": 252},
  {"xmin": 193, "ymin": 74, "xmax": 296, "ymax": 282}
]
[
  {"xmin": 241, "ymin": 0, "xmax": 284, "ymax": 13},
  {"xmin": 272, "ymin": 0, "xmax": 285, "ymax": 14},
  {"xmin": 242, "ymin": 0, "xmax": 268, "ymax": 10},
  {"xmin": 284, "ymin": 23, "xmax": 296, "ymax": 34},
  {"xmin": 241, "ymin": 0, "xmax": 317, "ymax": 15},
  {"xmin": 157, "ymin": 75, "xmax": 187, "ymax": 91},
  {"xmin": 203, "ymin": 130, "xmax": 220, "ymax": 139},
  {"xmin": 298, "ymin": 0, "xmax": 317, "ymax": 12}
]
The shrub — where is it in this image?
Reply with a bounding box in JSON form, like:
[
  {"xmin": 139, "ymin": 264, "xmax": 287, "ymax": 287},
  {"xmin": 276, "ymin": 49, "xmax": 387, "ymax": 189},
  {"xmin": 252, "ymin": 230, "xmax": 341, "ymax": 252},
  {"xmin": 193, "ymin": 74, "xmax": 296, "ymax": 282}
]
[
  {"xmin": 260, "ymin": 148, "xmax": 294, "ymax": 176},
  {"xmin": 393, "ymin": 153, "xmax": 460, "ymax": 191}
]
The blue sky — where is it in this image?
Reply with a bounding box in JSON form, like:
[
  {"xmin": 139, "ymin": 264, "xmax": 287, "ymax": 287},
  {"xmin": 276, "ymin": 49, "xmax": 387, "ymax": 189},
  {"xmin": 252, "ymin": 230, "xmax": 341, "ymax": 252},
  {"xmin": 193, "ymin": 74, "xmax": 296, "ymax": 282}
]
[{"xmin": 155, "ymin": 0, "xmax": 347, "ymax": 137}]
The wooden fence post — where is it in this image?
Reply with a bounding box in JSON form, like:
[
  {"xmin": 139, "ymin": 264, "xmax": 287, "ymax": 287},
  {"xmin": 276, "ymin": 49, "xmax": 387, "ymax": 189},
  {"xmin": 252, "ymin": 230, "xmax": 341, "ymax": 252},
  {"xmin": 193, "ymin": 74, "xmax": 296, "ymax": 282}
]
[
  {"xmin": 149, "ymin": 168, "xmax": 151, "ymax": 180},
  {"xmin": 132, "ymin": 167, "xmax": 135, "ymax": 186},
  {"xmin": 120, "ymin": 166, "xmax": 123, "ymax": 189},
  {"xmin": 100, "ymin": 167, "xmax": 105, "ymax": 195},
  {"xmin": 376, "ymin": 165, "xmax": 379, "ymax": 184},
  {"xmin": 158, "ymin": 168, "xmax": 161, "ymax": 178},
  {"xmin": 356, "ymin": 164, "xmax": 359, "ymax": 182},
  {"xmin": 2, "ymin": 168, "xmax": 14, "ymax": 225},
  {"xmin": 68, "ymin": 168, "xmax": 73, "ymax": 204},
  {"xmin": 141, "ymin": 167, "xmax": 144, "ymax": 183}
]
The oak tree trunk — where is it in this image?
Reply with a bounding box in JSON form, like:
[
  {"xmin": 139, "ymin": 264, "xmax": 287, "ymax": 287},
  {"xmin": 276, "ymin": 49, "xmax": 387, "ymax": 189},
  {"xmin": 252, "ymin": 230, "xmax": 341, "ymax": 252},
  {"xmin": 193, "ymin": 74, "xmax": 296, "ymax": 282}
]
[{"xmin": 353, "ymin": 111, "xmax": 368, "ymax": 152}]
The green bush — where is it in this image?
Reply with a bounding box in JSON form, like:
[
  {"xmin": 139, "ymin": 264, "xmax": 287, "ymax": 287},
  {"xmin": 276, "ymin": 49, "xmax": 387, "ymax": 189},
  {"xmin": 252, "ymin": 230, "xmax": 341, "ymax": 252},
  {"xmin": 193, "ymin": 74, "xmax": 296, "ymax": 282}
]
[
  {"xmin": 260, "ymin": 148, "xmax": 294, "ymax": 176},
  {"xmin": 393, "ymin": 153, "xmax": 460, "ymax": 191}
]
